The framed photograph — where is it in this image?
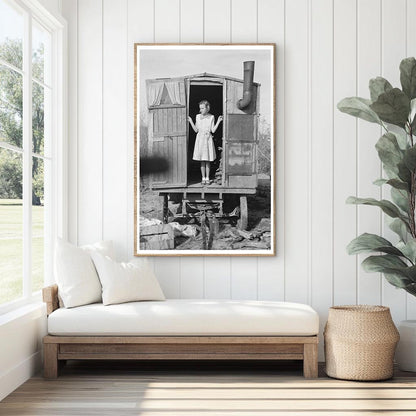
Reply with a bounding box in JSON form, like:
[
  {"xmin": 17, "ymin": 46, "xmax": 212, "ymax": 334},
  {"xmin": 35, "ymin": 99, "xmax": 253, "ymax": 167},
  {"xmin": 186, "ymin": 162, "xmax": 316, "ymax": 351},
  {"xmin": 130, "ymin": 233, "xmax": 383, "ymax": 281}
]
[{"xmin": 134, "ymin": 44, "xmax": 275, "ymax": 256}]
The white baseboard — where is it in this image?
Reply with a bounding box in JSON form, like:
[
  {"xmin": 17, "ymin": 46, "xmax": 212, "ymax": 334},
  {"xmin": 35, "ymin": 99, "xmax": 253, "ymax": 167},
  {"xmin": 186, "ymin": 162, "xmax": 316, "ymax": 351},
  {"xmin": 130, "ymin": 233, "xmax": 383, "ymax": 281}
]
[{"xmin": 0, "ymin": 350, "xmax": 42, "ymax": 402}]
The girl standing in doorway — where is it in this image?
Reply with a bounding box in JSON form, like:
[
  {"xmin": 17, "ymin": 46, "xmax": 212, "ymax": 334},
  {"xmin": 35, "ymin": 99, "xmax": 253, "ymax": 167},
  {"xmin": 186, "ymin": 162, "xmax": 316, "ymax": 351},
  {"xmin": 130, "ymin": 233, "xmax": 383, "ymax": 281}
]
[{"xmin": 188, "ymin": 100, "xmax": 223, "ymax": 185}]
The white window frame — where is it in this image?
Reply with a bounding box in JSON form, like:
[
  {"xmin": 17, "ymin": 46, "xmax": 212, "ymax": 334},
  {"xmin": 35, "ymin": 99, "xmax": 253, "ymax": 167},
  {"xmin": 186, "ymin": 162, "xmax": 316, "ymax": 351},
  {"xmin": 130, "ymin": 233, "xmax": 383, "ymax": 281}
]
[{"xmin": 0, "ymin": 0, "xmax": 67, "ymax": 315}]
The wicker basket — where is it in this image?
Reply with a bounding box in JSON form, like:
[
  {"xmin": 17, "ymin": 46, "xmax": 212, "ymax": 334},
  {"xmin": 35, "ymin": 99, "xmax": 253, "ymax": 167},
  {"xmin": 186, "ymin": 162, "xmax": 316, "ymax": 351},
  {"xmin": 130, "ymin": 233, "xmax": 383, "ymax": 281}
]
[{"xmin": 324, "ymin": 305, "xmax": 399, "ymax": 381}]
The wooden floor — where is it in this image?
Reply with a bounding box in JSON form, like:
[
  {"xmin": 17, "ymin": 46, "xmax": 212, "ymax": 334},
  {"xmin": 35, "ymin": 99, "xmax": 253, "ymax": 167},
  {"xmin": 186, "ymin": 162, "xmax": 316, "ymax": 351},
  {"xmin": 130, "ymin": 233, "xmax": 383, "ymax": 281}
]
[{"xmin": 1, "ymin": 360, "xmax": 416, "ymax": 415}]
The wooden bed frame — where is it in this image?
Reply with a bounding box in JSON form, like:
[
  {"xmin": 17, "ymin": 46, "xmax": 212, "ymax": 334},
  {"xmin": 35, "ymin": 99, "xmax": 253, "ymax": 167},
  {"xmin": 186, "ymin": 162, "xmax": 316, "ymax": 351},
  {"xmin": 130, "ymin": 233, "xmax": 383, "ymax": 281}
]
[{"xmin": 42, "ymin": 285, "xmax": 319, "ymax": 379}]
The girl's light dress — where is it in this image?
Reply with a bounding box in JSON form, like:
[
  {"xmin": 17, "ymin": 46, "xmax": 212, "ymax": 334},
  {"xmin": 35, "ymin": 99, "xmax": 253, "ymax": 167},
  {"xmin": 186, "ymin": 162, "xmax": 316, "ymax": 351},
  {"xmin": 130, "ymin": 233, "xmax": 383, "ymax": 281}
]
[{"xmin": 192, "ymin": 114, "xmax": 216, "ymax": 161}]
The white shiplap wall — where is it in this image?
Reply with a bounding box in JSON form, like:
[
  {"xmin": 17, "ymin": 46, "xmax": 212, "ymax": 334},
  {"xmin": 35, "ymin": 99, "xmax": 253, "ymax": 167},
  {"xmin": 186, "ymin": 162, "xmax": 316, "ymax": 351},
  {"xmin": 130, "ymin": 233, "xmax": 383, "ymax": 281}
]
[{"xmin": 61, "ymin": 0, "xmax": 416, "ymax": 357}]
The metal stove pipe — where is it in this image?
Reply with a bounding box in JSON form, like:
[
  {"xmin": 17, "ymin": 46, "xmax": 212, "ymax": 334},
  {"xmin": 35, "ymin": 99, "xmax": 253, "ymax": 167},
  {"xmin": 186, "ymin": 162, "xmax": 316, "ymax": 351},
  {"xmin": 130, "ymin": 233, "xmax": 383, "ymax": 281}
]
[{"xmin": 237, "ymin": 61, "xmax": 255, "ymax": 110}]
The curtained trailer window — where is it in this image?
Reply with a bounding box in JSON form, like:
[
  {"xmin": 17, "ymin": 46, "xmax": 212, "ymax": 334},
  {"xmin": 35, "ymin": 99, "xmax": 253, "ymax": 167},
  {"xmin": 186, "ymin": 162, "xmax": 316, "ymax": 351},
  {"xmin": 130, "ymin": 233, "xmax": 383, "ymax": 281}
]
[{"xmin": 146, "ymin": 79, "xmax": 186, "ymax": 108}]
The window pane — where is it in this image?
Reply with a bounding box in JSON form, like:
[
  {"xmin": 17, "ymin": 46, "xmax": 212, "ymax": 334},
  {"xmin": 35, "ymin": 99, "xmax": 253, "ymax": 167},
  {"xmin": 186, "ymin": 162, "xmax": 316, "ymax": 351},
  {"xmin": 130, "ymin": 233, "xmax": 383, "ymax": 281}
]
[
  {"xmin": 0, "ymin": 147, "xmax": 23, "ymax": 305},
  {"xmin": 0, "ymin": 65, "xmax": 23, "ymax": 148},
  {"xmin": 32, "ymin": 81, "xmax": 46, "ymax": 155},
  {"xmin": 0, "ymin": 0, "xmax": 24, "ymax": 70},
  {"xmin": 32, "ymin": 156, "xmax": 43, "ymax": 293},
  {"xmin": 32, "ymin": 20, "xmax": 51, "ymax": 85}
]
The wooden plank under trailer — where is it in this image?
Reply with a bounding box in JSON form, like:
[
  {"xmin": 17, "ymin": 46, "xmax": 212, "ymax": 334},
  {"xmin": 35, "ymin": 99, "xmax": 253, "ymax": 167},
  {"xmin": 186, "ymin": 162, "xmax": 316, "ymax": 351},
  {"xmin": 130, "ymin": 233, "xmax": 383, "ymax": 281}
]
[{"xmin": 158, "ymin": 188, "xmax": 254, "ymax": 230}]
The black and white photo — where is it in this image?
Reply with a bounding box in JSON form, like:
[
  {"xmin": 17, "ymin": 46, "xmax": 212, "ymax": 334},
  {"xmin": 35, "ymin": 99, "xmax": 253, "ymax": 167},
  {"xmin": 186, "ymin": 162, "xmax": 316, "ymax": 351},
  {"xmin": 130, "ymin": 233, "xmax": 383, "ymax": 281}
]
[{"xmin": 134, "ymin": 44, "xmax": 275, "ymax": 256}]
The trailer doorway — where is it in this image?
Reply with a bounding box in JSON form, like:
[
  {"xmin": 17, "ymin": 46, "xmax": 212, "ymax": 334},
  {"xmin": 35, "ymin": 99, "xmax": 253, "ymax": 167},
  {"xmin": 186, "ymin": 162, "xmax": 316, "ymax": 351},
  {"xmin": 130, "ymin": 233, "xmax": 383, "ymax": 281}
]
[{"xmin": 188, "ymin": 83, "xmax": 223, "ymax": 185}]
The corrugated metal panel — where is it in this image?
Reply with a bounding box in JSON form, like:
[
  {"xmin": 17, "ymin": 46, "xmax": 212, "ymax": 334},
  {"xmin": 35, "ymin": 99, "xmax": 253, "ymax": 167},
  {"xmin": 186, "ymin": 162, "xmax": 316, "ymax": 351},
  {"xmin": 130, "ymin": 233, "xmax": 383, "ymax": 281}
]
[
  {"xmin": 224, "ymin": 82, "xmax": 258, "ymax": 187},
  {"xmin": 227, "ymin": 142, "xmax": 255, "ymax": 176},
  {"xmin": 228, "ymin": 114, "xmax": 256, "ymax": 141}
]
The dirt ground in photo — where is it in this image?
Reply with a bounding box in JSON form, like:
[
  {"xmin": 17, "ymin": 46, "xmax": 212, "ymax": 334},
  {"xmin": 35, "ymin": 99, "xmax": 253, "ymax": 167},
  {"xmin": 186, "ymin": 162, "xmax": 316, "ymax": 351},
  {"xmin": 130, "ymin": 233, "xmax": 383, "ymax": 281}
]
[{"xmin": 139, "ymin": 185, "xmax": 272, "ymax": 251}]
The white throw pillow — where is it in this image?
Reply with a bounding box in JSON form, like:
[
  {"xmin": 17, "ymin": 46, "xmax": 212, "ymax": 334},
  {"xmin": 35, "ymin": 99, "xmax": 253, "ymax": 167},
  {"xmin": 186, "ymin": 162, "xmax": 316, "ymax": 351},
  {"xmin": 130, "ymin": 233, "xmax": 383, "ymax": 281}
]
[
  {"xmin": 90, "ymin": 252, "xmax": 165, "ymax": 306},
  {"xmin": 54, "ymin": 239, "xmax": 114, "ymax": 308},
  {"xmin": 81, "ymin": 240, "xmax": 115, "ymax": 259}
]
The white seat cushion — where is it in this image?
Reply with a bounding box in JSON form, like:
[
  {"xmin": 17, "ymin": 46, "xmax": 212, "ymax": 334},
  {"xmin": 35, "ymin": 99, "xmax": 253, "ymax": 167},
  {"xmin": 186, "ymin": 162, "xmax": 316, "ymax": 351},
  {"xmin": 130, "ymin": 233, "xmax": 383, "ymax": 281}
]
[{"xmin": 47, "ymin": 299, "xmax": 319, "ymax": 336}]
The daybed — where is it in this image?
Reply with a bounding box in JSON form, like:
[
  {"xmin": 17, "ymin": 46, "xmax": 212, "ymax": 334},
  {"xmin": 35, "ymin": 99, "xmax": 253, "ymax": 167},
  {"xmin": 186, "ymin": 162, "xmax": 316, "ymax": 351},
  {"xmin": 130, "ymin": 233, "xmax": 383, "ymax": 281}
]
[{"xmin": 42, "ymin": 284, "xmax": 320, "ymax": 379}]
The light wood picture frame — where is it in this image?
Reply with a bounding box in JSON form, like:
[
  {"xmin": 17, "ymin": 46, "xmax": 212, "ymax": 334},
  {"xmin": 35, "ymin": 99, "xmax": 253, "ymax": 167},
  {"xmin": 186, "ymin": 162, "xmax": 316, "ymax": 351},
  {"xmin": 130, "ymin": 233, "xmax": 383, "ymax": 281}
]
[{"xmin": 134, "ymin": 43, "xmax": 276, "ymax": 256}]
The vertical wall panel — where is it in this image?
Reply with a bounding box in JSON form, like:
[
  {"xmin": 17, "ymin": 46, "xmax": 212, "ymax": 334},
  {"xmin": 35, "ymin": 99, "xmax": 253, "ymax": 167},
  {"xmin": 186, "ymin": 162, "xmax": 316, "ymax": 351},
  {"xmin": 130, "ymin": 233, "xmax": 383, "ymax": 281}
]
[
  {"xmin": 205, "ymin": 257, "xmax": 231, "ymax": 299},
  {"xmin": 407, "ymin": 0, "xmax": 416, "ymax": 319},
  {"xmin": 178, "ymin": 0, "xmax": 205, "ymax": 298},
  {"xmin": 180, "ymin": 0, "xmax": 203, "ymax": 43},
  {"xmin": 77, "ymin": 0, "xmax": 103, "ymax": 245},
  {"xmin": 231, "ymin": 257, "xmax": 258, "ymax": 299},
  {"xmin": 230, "ymin": 0, "xmax": 257, "ymax": 42},
  {"xmin": 153, "ymin": 258, "xmax": 181, "ymax": 298},
  {"xmin": 103, "ymin": 0, "xmax": 128, "ymax": 260},
  {"xmin": 356, "ymin": 0, "xmax": 382, "ymax": 305},
  {"xmin": 407, "ymin": 0, "xmax": 416, "ymax": 57},
  {"xmin": 127, "ymin": 0, "xmax": 154, "ymax": 266},
  {"xmin": 61, "ymin": 0, "xmax": 78, "ymax": 245},
  {"xmin": 257, "ymin": 0, "xmax": 285, "ymax": 301},
  {"xmin": 180, "ymin": 258, "xmax": 204, "ymax": 298},
  {"xmin": 284, "ymin": 0, "xmax": 309, "ymax": 304},
  {"xmin": 333, "ymin": 0, "xmax": 357, "ymax": 305},
  {"xmin": 152, "ymin": 0, "xmax": 181, "ymax": 297},
  {"xmin": 229, "ymin": 0, "xmax": 258, "ymax": 300},
  {"xmin": 381, "ymin": 0, "xmax": 407, "ymax": 323},
  {"xmin": 204, "ymin": 0, "xmax": 230, "ymax": 42},
  {"xmin": 310, "ymin": 0, "xmax": 333, "ymax": 360},
  {"xmin": 155, "ymin": 0, "xmax": 180, "ymax": 43},
  {"xmin": 203, "ymin": 0, "xmax": 232, "ymax": 299}
]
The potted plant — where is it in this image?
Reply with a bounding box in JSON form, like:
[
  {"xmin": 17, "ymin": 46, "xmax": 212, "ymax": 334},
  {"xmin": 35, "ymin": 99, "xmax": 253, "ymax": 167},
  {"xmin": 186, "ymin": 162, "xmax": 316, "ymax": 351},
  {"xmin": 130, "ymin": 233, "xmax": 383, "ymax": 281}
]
[{"xmin": 337, "ymin": 57, "xmax": 416, "ymax": 372}]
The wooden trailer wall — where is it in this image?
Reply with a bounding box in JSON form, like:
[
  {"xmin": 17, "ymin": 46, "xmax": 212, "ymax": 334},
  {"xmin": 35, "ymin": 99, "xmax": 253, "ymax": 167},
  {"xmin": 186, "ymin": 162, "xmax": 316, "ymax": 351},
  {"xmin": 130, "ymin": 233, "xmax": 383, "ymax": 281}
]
[{"xmin": 146, "ymin": 78, "xmax": 187, "ymax": 188}]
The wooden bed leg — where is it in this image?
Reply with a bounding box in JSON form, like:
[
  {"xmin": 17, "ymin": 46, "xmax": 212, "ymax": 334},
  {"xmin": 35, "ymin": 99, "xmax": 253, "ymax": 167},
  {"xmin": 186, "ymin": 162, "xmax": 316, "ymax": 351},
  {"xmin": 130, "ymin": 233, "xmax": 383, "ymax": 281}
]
[
  {"xmin": 44, "ymin": 343, "xmax": 59, "ymax": 379},
  {"xmin": 303, "ymin": 343, "xmax": 318, "ymax": 379}
]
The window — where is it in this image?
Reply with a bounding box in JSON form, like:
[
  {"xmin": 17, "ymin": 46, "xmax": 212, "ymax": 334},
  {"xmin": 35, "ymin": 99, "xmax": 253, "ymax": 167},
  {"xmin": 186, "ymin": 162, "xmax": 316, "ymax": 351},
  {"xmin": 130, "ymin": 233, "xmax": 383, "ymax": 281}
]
[{"xmin": 0, "ymin": 0, "xmax": 66, "ymax": 312}]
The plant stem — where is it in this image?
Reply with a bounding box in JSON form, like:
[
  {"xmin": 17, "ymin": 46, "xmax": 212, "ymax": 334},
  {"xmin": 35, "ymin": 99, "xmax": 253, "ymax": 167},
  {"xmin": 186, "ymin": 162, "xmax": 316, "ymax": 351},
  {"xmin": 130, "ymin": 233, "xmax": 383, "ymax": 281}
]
[{"xmin": 409, "ymin": 123, "xmax": 416, "ymax": 238}]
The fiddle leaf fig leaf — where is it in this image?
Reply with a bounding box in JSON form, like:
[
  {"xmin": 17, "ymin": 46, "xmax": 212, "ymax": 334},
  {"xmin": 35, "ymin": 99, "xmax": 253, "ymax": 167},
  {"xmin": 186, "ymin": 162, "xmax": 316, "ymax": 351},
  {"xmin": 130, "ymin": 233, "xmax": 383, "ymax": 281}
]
[
  {"xmin": 361, "ymin": 255, "xmax": 416, "ymax": 287},
  {"xmin": 373, "ymin": 177, "xmax": 409, "ymax": 192},
  {"xmin": 411, "ymin": 99, "xmax": 416, "ymax": 132},
  {"xmin": 389, "ymin": 217, "xmax": 410, "ymax": 242},
  {"xmin": 383, "ymin": 271, "xmax": 412, "ymax": 288},
  {"xmin": 384, "ymin": 178, "xmax": 410, "ymax": 191},
  {"xmin": 391, "ymin": 187, "xmax": 410, "ymax": 214},
  {"xmin": 362, "ymin": 254, "xmax": 408, "ymax": 272},
  {"xmin": 337, "ymin": 97, "xmax": 382, "ymax": 125},
  {"xmin": 346, "ymin": 196, "xmax": 406, "ymax": 220},
  {"xmin": 373, "ymin": 178, "xmax": 410, "ymax": 191},
  {"xmin": 347, "ymin": 233, "xmax": 403, "ymax": 256},
  {"xmin": 398, "ymin": 161, "xmax": 412, "ymax": 185},
  {"xmin": 397, "ymin": 240, "xmax": 416, "ymax": 264},
  {"xmin": 375, "ymin": 132, "xmax": 404, "ymax": 173},
  {"xmin": 369, "ymin": 77, "xmax": 393, "ymax": 102},
  {"xmin": 373, "ymin": 178, "xmax": 388, "ymax": 186},
  {"xmin": 404, "ymin": 283, "xmax": 416, "ymax": 296},
  {"xmin": 400, "ymin": 57, "xmax": 416, "ymax": 100},
  {"xmin": 370, "ymin": 88, "xmax": 410, "ymax": 128},
  {"xmin": 395, "ymin": 130, "xmax": 410, "ymax": 150},
  {"xmin": 384, "ymin": 166, "xmax": 400, "ymax": 180},
  {"xmin": 403, "ymin": 146, "xmax": 416, "ymax": 172},
  {"xmin": 410, "ymin": 98, "xmax": 416, "ymax": 124},
  {"xmin": 403, "ymin": 265, "xmax": 416, "ymax": 282}
]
